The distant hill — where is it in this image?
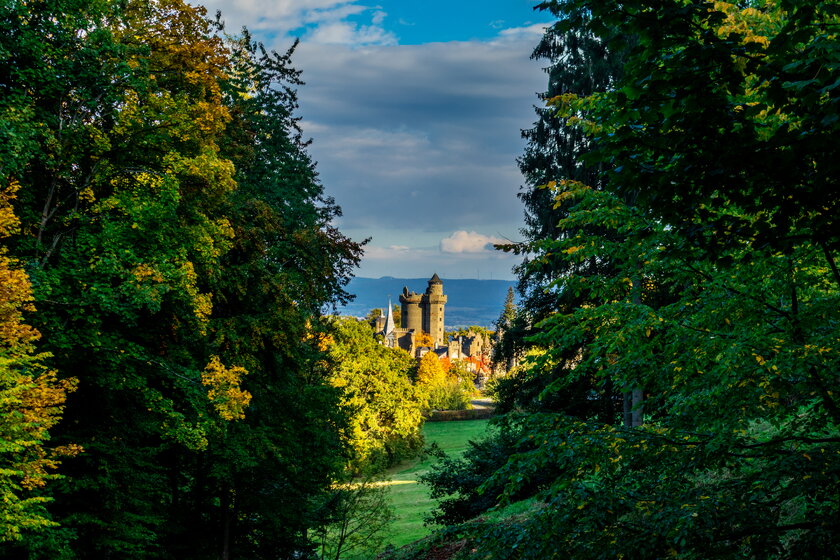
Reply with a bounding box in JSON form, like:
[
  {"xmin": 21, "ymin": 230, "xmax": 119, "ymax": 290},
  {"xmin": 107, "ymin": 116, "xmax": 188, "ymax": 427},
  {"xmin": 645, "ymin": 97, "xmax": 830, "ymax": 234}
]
[{"xmin": 337, "ymin": 276, "xmax": 517, "ymax": 329}]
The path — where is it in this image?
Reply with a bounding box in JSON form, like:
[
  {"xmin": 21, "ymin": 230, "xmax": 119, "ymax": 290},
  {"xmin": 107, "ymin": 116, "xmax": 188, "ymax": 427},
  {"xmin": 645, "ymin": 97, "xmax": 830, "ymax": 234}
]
[{"xmin": 469, "ymin": 397, "xmax": 496, "ymax": 410}]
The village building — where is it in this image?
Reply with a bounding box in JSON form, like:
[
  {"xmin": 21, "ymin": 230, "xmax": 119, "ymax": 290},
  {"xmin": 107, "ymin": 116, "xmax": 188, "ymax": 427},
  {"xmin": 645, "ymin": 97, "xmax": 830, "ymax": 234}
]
[{"xmin": 373, "ymin": 274, "xmax": 493, "ymax": 382}]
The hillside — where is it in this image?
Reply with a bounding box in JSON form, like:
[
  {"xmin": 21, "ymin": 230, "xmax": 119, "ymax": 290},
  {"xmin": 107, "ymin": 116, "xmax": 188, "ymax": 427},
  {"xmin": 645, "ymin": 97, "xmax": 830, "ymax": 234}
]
[{"xmin": 337, "ymin": 277, "xmax": 517, "ymax": 328}]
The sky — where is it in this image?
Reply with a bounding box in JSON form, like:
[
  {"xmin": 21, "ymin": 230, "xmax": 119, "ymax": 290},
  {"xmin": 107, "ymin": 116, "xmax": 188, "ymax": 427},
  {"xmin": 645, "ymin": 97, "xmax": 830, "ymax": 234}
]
[{"xmin": 200, "ymin": 0, "xmax": 555, "ymax": 280}]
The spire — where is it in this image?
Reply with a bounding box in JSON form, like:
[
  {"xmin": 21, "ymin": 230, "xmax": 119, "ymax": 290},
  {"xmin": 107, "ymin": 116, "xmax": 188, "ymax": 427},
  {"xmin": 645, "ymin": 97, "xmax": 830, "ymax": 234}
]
[
  {"xmin": 383, "ymin": 299, "xmax": 395, "ymax": 335},
  {"xmin": 429, "ymin": 272, "xmax": 442, "ymax": 284}
]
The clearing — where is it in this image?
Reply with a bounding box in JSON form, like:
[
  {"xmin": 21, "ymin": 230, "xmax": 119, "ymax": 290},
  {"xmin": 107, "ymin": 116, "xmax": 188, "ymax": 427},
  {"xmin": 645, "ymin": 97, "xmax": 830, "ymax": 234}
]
[{"xmin": 382, "ymin": 418, "xmax": 493, "ymax": 549}]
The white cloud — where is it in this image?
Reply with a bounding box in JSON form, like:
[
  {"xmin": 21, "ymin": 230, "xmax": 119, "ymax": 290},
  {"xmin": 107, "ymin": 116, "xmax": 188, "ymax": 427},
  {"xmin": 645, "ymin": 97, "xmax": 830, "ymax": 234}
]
[
  {"xmin": 440, "ymin": 231, "xmax": 506, "ymax": 254},
  {"xmin": 307, "ymin": 21, "xmax": 397, "ymax": 46},
  {"xmin": 497, "ymin": 23, "xmax": 550, "ymax": 39},
  {"xmin": 371, "ymin": 10, "xmax": 386, "ymax": 25},
  {"xmin": 202, "ymin": 0, "xmax": 396, "ymax": 46}
]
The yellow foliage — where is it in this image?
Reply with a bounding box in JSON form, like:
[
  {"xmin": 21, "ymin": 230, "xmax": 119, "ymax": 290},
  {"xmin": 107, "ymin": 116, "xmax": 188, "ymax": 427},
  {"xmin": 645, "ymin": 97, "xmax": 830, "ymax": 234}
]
[
  {"xmin": 201, "ymin": 356, "xmax": 251, "ymax": 421},
  {"xmin": 131, "ymin": 263, "xmax": 165, "ymax": 283},
  {"xmin": 1, "ymin": 181, "xmax": 79, "ymax": 539},
  {"xmin": 414, "ymin": 331, "xmax": 435, "ymax": 348},
  {"xmin": 712, "ymin": 1, "xmax": 777, "ymax": 48},
  {"xmin": 416, "ymin": 351, "xmax": 447, "ymax": 387}
]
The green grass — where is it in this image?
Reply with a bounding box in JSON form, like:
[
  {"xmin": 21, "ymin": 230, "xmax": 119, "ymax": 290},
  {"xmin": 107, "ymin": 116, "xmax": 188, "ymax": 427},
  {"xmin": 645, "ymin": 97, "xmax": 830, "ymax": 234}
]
[{"xmin": 381, "ymin": 419, "xmax": 493, "ymax": 550}]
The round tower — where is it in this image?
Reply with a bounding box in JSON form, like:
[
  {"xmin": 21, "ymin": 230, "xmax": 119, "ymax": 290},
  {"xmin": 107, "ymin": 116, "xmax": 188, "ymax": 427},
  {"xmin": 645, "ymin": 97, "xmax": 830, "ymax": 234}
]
[
  {"xmin": 427, "ymin": 272, "xmax": 443, "ymax": 295},
  {"xmin": 424, "ymin": 273, "xmax": 447, "ymax": 347},
  {"xmin": 399, "ymin": 286, "xmax": 423, "ymax": 332}
]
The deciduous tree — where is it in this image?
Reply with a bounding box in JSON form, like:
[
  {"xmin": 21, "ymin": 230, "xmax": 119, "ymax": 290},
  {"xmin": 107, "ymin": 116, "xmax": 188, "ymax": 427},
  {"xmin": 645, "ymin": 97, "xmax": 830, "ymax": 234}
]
[
  {"xmin": 0, "ymin": 1, "xmax": 363, "ymax": 557},
  {"xmin": 0, "ymin": 182, "xmax": 78, "ymax": 543},
  {"xmin": 325, "ymin": 318, "xmax": 423, "ymax": 473}
]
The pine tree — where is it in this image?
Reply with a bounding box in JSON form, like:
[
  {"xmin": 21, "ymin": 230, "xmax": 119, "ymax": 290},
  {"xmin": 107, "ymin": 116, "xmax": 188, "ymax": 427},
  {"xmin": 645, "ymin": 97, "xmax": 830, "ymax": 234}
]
[
  {"xmin": 494, "ymin": 1, "xmax": 629, "ymax": 418},
  {"xmin": 491, "ymin": 287, "xmax": 518, "ymax": 371}
]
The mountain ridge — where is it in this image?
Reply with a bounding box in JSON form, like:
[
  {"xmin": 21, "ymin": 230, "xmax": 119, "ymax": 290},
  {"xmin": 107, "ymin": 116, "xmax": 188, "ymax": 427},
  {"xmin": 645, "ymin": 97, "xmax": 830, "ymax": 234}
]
[{"xmin": 336, "ymin": 276, "xmax": 517, "ymax": 329}]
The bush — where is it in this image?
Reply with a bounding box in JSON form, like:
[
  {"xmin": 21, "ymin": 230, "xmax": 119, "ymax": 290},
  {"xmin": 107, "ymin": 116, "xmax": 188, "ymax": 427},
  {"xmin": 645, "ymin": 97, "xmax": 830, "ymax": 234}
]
[{"xmin": 426, "ymin": 378, "xmax": 474, "ymax": 411}]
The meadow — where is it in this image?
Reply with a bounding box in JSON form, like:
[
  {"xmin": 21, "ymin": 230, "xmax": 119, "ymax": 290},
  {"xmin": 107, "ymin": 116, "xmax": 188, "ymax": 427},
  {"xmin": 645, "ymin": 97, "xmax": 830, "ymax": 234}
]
[{"xmin": 381, "ymin": 419, "xmax": 493, "ymax": 549}]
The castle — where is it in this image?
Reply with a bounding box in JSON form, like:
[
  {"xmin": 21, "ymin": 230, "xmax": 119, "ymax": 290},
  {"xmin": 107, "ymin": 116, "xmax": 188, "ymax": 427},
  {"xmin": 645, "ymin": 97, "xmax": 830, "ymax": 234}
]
[{"xmin": 374, "ymin": 274, "xmax": 492, "ymax": 377}]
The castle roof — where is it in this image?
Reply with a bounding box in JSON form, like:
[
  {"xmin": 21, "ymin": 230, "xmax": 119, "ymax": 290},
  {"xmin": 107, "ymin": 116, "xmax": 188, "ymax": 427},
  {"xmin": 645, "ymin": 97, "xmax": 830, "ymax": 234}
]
[{"xmin": 429, "ymin": 272, "xmax": 442, "ymax": 284}]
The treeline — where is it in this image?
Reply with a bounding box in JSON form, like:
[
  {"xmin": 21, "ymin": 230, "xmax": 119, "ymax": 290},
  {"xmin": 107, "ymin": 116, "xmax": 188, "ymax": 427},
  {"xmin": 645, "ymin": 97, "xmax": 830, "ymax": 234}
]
[
  {"xmin": 0, "ymin": 0, "xmax": 392, "ymax": 558},
  {"xmin": 415, "ymin": 1, "xmax": 840, "ymax": 559}
]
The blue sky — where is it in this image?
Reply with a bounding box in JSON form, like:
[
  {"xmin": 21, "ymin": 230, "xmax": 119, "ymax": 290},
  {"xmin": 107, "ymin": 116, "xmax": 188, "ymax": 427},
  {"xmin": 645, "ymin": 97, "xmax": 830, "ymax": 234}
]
[
  {"xmin": 308, "ymin": 0, "xmax": 550, "ymax": 44},
  {"xmin": 201, "ymin": 0, "xmax": 555, "ymax": 280}
]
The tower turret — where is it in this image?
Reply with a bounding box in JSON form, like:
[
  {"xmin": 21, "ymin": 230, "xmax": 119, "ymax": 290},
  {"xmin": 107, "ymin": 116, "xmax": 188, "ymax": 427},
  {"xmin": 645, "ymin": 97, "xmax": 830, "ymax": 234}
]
[{"xmin": 427, "ymin": 273, "xmax": 443, "ymax": 295}]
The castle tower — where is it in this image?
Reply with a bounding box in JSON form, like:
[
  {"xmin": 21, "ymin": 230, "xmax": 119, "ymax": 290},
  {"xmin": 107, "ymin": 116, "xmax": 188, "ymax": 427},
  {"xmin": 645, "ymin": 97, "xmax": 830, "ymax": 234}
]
[
  {"xmin": 398, "ymin": 273, "xmax": 447, "ymax": 348},
  {"xmin": 424, "ymin": 273, "xmax": 447, "ymax": 347},
  {"xmin": 399, "ymin": 287, "xmax": 423, "ymax": 332}
]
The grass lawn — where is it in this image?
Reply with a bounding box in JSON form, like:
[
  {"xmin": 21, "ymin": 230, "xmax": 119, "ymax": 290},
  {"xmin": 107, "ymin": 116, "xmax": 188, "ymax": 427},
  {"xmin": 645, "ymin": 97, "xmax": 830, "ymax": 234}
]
[{"xmin": 381, "ymin": 418, "xmax": 493, "ymax": 550}]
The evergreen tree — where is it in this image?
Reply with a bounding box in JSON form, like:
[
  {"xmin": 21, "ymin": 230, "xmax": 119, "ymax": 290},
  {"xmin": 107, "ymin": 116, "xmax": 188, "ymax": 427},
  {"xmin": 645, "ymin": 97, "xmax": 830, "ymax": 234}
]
[
  {"xmin": 491, "ymin": 286, "xmax": 517, "ymax": 371},
  {"xmin": 420, "ymin": 3, "xmax": 840, "ymax": 559},
  {"xmin": 496, "ymin": 1, "xmax": 630, "ymax": 418}
]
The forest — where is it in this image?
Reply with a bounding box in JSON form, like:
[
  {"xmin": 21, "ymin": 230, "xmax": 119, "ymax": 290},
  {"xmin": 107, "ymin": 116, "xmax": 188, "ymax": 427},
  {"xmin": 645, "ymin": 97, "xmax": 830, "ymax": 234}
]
[{"xmin": 1, "ymin": 0, "xmax": 839, "ymax": 559}]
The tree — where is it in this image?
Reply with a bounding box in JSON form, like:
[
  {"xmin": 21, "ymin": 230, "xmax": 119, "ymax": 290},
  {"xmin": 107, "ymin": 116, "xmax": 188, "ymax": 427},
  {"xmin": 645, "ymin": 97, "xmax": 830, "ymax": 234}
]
[
  {"xmin": 491, "ymin": 287, "xmax": 518, "ymax": 370},
  {"xmin": 0, "ymin": 181, "xmax": 78, "ymax": 543},
  {"xmin": 416, "ymin": 352, "xmax": 473, "ymax": 411},
  {"xmin": 416, "ymin": 351, "xmax": 447, "ymax": 387},
  {"xmin": 0, "ymin": 1, "xmax": 363, "ymax": 557},
  {"xmin": 414, "ymin": 331, "xmax": 435, "ymax": 348},
  {"xmin": 494, "ymin": 0, "xmax": 631, "ymax": 419},
  {"xmin": 314, "ymin": 475, "xmax": 395, "ymax": 560},
  {"xmin": 325, "ymin": 318, "xmax": 424, "ymax": 473},
  {"xmin": 414, "ymin": 2, "xmax": 840, "ymax": 559}
]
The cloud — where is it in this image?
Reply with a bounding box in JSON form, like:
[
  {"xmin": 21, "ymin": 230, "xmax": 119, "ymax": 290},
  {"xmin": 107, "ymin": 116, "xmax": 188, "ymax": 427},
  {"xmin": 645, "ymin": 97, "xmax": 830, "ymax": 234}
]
[
  {"xmin": 497, "ymin": 23, "xmax": 550, "ymax": 39},
  {"xmin": 358, "ymin": 240, "xmax": 521, "ymax": 280},
  {"xmin": 203, "ymin": 0, "xmax": 396, "ymax": 46},
  {"xmin": 292, "ymin": 38, "xmax": 545, "ymax": 236},
  {"xmin": 306, "ymin": 21, "xmax": 397, "ymax": 46},
  {"xmin": 440, "ymin": 231, "xmax": 506, "ymax": 254},
  {"xmin": 197, "ymin": 0, "xmax": 548, "ymax": 279}
]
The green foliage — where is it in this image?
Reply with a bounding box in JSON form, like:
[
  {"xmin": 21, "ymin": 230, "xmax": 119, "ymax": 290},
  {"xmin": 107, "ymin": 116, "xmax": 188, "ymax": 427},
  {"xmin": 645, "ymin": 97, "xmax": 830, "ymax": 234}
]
[
  {"xmin": 416, "ymin": 353, "xmax": 474, "ymax": 412},
  {"xmin": 491, "ymin": 287, "xmax": 517, "ymax": 369},
  {"xmin": 0, "ymin": 0, "xmax": 362, "ymax": 557},
  {"xmin": 427, "ymin": 354, "xmax": 472, "ymax": 411},
  {"xmin": 416, "ymin": 2, "xmax": 840, "ymax": 559},
  {"xmin": 326, "ymin": 318, "xmax": 425, "ymax": 473},
  {"xmin": 447, "ymin": 326, "xmax": 492, "ymax": 341},
  {"xmin": 496, "ymin": 0, "xmax": 632, "ymax": 418},
  {"xmin": 421, "ymin": 417, "xmax": 540, "ymax": 527},
  {"xmin": 425, "ymin": 379, "xmax": 475, "ymax": 413},
  {"xmin": 313, "ymin": 475, "xmax": 395, "ymax": 560}
]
